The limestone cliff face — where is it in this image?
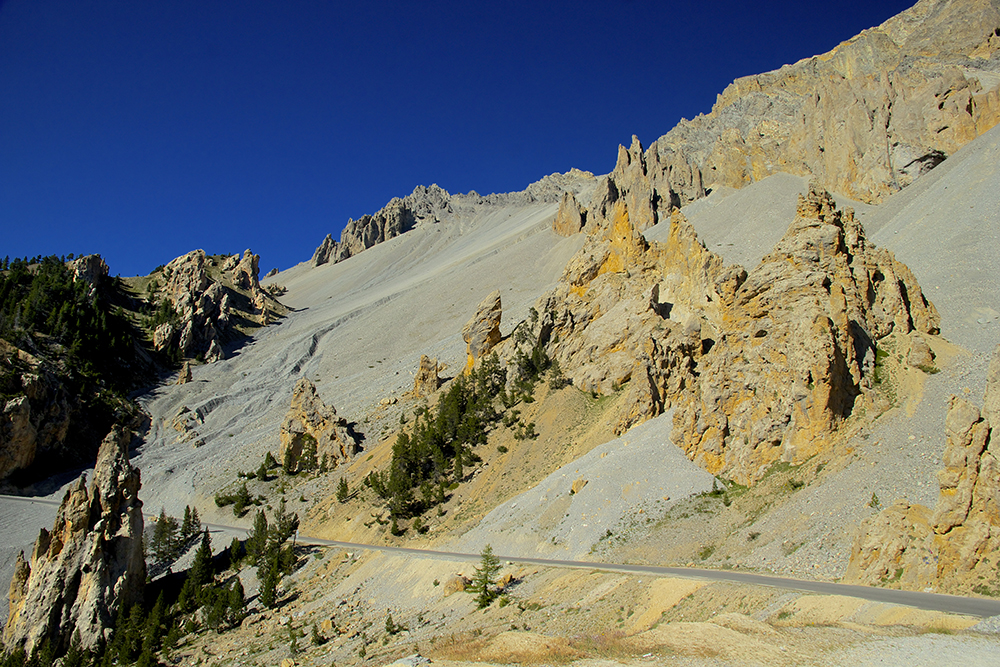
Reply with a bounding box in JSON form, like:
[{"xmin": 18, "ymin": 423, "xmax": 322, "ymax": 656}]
[
  {"xmin": 151, "ymin": 249, "xmax": 284, "ymax": 363},
  {"xmin": 279, "ymin": 378, "xmax": 359, "ymax": 471},
  {"xmin": 509, "ymin": 185, "xmax": 936, "ymax": 484},
  {"xmin": 4, "ymin": 426, "xmax": 145, "ymax": 655},
  {"xmin": 597, "ymin": 0, "xmax": 1000, "ymax": 215},
  {"xmin": 845, "ymin": 345, "xmax": 1000, "ymax": 593}
]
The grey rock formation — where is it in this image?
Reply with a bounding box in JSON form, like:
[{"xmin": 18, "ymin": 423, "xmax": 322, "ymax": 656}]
[
  {"xmin": 3, "ymin": 426, "xmax": 145, "ymax": 655},
  {"xmin": 311, "ymin": 234, "xmax": 336, "ymax": 267},
  {"xmin": 152, "ymin": 248, "xmax": 283, "ymax": 362}
]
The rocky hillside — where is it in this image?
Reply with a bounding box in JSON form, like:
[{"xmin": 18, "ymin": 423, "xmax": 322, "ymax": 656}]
[
  {"xmin": 0, "ymin": 249, "xmax": 286, "ymax": 486},
  {"xmin": 4, "ymin": 1, "xmax": 1000, "ymax": 666}
]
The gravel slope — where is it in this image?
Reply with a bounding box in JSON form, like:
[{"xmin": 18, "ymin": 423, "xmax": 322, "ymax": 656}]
[{"xmin": 451, "ymin": 412, "xmax": 716, "ymax": 560}]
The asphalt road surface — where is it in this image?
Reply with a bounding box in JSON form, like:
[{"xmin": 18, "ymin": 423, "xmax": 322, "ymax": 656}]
[{"xmin": 4, "ymin": 494, "xmax": 999, "ymax": 619}]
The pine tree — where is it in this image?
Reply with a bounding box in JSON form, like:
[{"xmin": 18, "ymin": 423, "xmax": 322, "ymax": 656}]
[
  {"xmin": 337, "ymin": 476, "xmax": 349, "ymax": 502},
  {"xmin": 245, "ymin": 510, "xmax": 268, "ymax": 565},
  {"xmin": 178, "ymin": 529, "xmax": 212, "ymax": 611},
  {"xmin": 472, "ymin": 544, "xmax": 501, "ymax": 608},
  {"xmin": 228, "ymin": 536, "xmax": 242, "ymax": 568},
  {"xmin": 258, "ymin": 551, "xmax": 280, "ymax": 609},
  {"xmin": 228, "ymin": 578, "xmax": 247, "ymax": 625}
]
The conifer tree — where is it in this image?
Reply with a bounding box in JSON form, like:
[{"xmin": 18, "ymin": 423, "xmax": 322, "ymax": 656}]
[
  {"xmin": 337, "ymin": 477, "xmax": 349, "ymax": 503},
  {"xmin": 258, "ymin": 551, "xmax": 280, "ymax": 609},
  {"xmin": 245, "ymin": 510, "xmax": 268, "ymax": 565},
  {"xmin": 471, "ymin": 544, "xmax": 501, "ymax": 608}
]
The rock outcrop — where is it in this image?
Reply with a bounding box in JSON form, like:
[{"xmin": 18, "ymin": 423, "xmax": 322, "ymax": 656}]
[
  {"xmin": 845, "ymin": 344, "xmax": 1000, "ymax": 594},
  {"xmin": 413, "ymin": 355, "xmax": 441, "ymax": 396},
  {"xmin": 278, "ymin": 379, "xmax": 359, "ymax": 472},
  {"xmin": 604, "ymin": 0, "xmax": 1000, "ymax": 212},
  {"xmin": 150, "ymin": 249, "xmax": 284, "ymax": 362},
  {"xmin": 462, "ymin": 291, "xmax": 503, "ymax": 373},
  {"xmin": 672, "ymin": 186, "xmax": 938, "ymax": 480},
  {"xmin": 4, "ymin": 426, "xmax": 145, "ymax": 655},
  {"xmin": 1, "ymin": 341, "xmax": 81, "ymax": 481},
  {"xmin": 510, "ymin": 184, "xmax": 936, "ymax": 483},
  {"xmin": 553, "ymin": 191, "xmax": 586, "ymax": 236},
  {"xmin": 68, "ymin": 254, "xmax": 109, "ymax": 295}
]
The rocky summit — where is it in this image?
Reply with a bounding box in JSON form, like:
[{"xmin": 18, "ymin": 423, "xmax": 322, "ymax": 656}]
[{"xmin": 3, "ymin": 2, "xmax": 1000, "ymax": 666}]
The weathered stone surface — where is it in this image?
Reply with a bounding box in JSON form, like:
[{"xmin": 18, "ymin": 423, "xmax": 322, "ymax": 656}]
[
  {"xmin": 845, "ymin": 343, "xmax": 1000, "ymax": 594},
  {"xmin": 553, "ymin": 191, "xmax": 586, "ymax": 236},
  {"xmin": 152, "ymin": 248, "xmax": 284, "ymax": 362},
  {"xmin": 232, "ymin": 249, "xmax": 261, "ymax": 291},
  {"xmin": 907, "ymin": 332, "xmax": 936, "ymax": 370},
  {"xmin": 672, "ymin": 186, "xmax": 939, "ymax": 481},
  {"xmin": 278, "ymin": 379, "xmax": 359, "ymax": 472},
  {"xmin": 310, "ymin": 171, "xmax": 599, "ymax": 267},
  {"xmin": 4, "ymin": 426, "xmax": 145, "ymax": 655},
  {"xmin": 0, "ymin": 341, "xmax": 76, "ymax": 481},
  {"xmin": 413, "ymin": 355, "xmax": 440, "ymax": 396},
  {"xmin": 462, "ymin": 290, "xmax": 503, "ymax": 372}
]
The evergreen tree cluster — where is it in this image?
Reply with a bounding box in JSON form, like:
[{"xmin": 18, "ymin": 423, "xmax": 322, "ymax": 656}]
[
  {"xmin": 0, "ymin": 255, "xmax": 146, "ymax": 393},
  {"xmin": 148, "ymin": 506, "xmax": 201, "ymax": 566},
  {"xmin": 364, "ymin": 354, "xmax": 507, "ymax": 525},
  {"xmin": 244, "ymin": 500, "xmax": 300, "ymax": 609}
]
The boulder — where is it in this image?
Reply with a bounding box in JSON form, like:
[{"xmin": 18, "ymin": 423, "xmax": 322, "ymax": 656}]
[
  {"xmin": 3, "ymin": 426, "xmax": 145, "ymax": 655},
  {"xmin": 177, "ymin": 361, "xmax": 192, "ymax": 385},
  {"xmin": 907, "ymin": 332, "xmax": 936, "ymax": 370},
  {"xmin": 462, "ymin": 290, "xmax": 503, "ymax": 372},
  {"xmin": 553, "ymin": 191, "xmax": 585, "ymax": 236},
  {"xmin": 413, "ymin": 355, "xmax": 440, "ymax": 396},
  {"xmin": 278, "ymin": 379, "xmax": 359, "ymax": 472}
]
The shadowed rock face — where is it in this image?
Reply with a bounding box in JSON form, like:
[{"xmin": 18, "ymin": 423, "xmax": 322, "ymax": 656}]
[
  {"xmin": 4, "ymin": 426, "xmax": 145, "ymax": 656},
  {"xmin": 845, "ymin": 344, "xmax": 1000, "ymax": 594}
]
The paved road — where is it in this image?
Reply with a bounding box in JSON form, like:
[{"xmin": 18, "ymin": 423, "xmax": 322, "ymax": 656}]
[{"xmin": 5, "ymin": 495, "xmax": 1000, "ymax": 618}]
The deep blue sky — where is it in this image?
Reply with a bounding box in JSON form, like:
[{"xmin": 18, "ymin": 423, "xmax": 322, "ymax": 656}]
[{"xmin": 1, "ymin": 0, "xmax": 914, "ymax": 277}]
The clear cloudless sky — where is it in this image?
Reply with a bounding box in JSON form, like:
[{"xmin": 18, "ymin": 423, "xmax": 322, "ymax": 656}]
[{"xmin": 1, "ymin": 0, "xmax": 915, "ymax": 277}]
